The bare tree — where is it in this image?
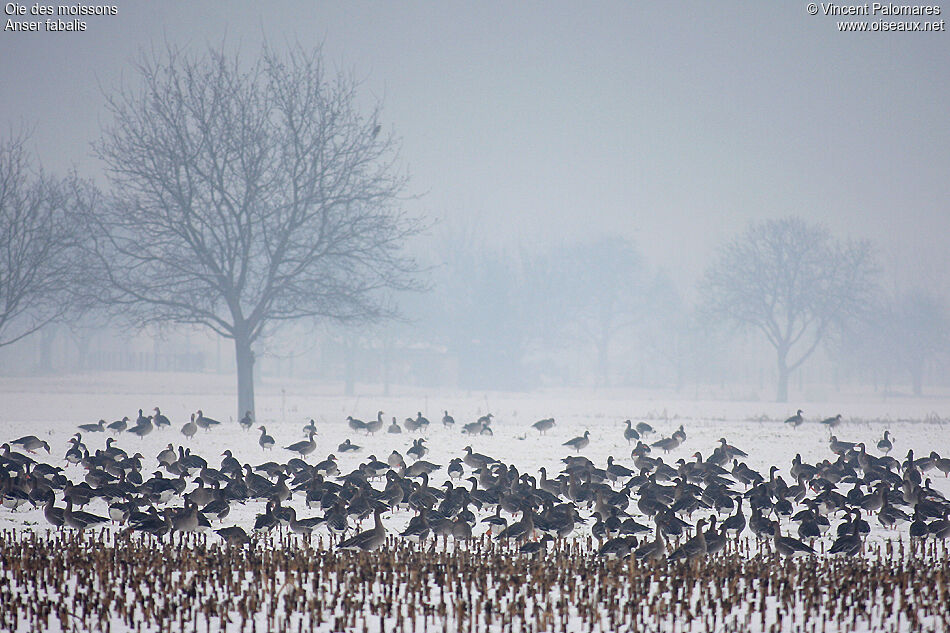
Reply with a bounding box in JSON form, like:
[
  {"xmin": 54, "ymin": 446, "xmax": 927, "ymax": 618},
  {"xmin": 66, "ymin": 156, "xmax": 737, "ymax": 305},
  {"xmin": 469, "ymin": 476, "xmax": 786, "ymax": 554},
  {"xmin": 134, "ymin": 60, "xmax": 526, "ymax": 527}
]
[
  {"xmin": 79, "ymin": 44, "xmax": 423, "ymax": 417},
  {"xmin": 0, "ymin": 132, "xmax": 73, "ymax": 348},
  {"xmin": 842, "ymin": 289, "xmax": 949, "ymax": 396},
  {"xmin": 701, "ymin": 217, "xmax": 877, "ymax": 402},
  {"xmin": 528, "ymin": 237, "xmax": 649, "ymax": 387}
]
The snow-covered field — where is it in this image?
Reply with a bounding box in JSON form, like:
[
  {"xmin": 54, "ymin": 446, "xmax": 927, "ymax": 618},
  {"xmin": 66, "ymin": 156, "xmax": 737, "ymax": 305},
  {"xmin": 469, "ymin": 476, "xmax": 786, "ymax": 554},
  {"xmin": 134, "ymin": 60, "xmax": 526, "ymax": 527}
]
[{"xmin": 1, "ymin": 372, "xmax": 949, "ymax": 633}]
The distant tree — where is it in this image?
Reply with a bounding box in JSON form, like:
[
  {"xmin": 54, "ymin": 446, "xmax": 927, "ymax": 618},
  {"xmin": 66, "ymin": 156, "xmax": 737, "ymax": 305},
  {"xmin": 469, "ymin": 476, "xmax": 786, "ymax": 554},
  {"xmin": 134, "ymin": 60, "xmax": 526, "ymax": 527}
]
[
  {"xmin": 532, "ymin": 237, "xmax": 649, "ymax": 387},
  {"xmin": 434, "ymin": 236, "xmax": 530, "ymax": 390},
  {"xmin": 701, "ymin": 217, "xmax": 877, "ymax": 402},
  {"xmin": 846, "ymin": 289, "xmax": 950, "ymax": 396},
  {"xmin": 0, "ymin": 132, "xmax": 74, "ymax": 349},
  {"xmin": 79, "ymin": 44, "xmax": 423, "ymax": 418}
]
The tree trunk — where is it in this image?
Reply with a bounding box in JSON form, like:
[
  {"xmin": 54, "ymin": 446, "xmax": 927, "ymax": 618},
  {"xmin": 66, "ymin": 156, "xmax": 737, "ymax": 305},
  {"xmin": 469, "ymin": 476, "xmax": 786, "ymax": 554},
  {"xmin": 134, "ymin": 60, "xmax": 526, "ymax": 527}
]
[
  {"xmin": 235, "ymin": 334, "xmax": 256, "ymax": 422},
  {"xmin": 776, "ymin": 350, "xmax": 790, "ymax": 403},
  {"xmin": 38, "ymin": 325, "xmax": 57, "ymax": 374},
  {"xmin": 73, "ymin": 331, "xmax": 92, "ymax": 372}
]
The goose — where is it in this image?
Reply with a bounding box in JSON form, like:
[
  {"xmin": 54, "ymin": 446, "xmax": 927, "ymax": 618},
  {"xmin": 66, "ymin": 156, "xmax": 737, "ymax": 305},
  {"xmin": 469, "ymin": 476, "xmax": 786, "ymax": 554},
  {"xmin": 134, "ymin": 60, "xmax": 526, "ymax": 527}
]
[
  {"xmin": 405, "ymin": 412, "xmax": 430, "ymax": 432},
  {"xmin": 387, "ymin": 451, "xmax": 405, "ymax": 469},
  {"xmin": 78, "ymin": 419, "xmax": 106, "ymax": 433},
  {"xmin": 532, "ymin": 418, "xmax": 556, "ymax": 434},
  {"xmin": 447, "ymin": 458, "xmax": 464, "ymax": 480},
  {"xmin": 42, "ymin": 491, "xmax": 65, "ymax": 528},
  {"xmin": 323, "ymin": 502, "xmax": 349, "ymax": 539},
  {"xmin": 672, "ymin": 425, "xmax": 687, "ymax": 443},
  {"xmin": 253, "ymin": 500, "xmax": 280, "ymax": 532},
  {"xmin": 721, "ymin": 497, "xmax": 746, "ymax": 536},
  {"xmin": 563, "ymin": 431, "xmax": 590, "ymax": 453},
  {"xmin": 11, "ymin": 436, "xmax": 50, "ymax": 454},
  {"xmin": 635, "ymin": 421, "xmax": 654, "ymax": 435},
  {"xmin": 287, "ymin": 506, "xmax": 324, "ymax": 534},
  {"xmin": 829, "ymin": 435, "xmax": 856, "ymax": 455},
  {"xmin": 152, "ymin": 407, "xmax": 171, "ymax": 427},
  {"xmin": 314, "ymin": 454, "xmax": 338, "ymax": 476},
  {"xmin": 202, "ymin": 491, "xmax": 231, "ymax": 522},
  {"xmin": 216, "ymin": 526, "xmax": 251, "ymax": 546},
  {"xmin": 407, "ymin": 438, "xmax": 428, "ymax": 460},
  {"xmin": 387, "ymin": 417, "xmax": 402, "ymax": 434},
  {"xmin": 496, "ymin": 508, "xmax": 535, "ymax": 542},
  {"xmin": 128, "ymin": 415, "xmax": 153, "ymax": 438},
  {"xmin": 784, "ymin": 409, "xmax": 804, "ymax": 426},
  {"xmin": 157, "ymin": 444, "xmax": 177, "ymax": 467},
  {"xmin": 400, "ymin": 509, "xmax": 431, "ymax": 541},
  {"xmin": 928, "ymin": 510, "xmax": 950, "ymax": 539},
  {"xmin": 718, "ymin": 438, "xmax": 748, "ymax": 459},
  {"xmin": 606, "ymin": 456, "xmax": 634, "ymax": 480},
  {"xmin": 338, "ymin": 439, "xmax": 361, "ymax": 453},
  {"xmin": 239, "ymin": 411, "xmax": 254, "ymax": 431},
  {"xmin": 828, "ymin": 513, "xmax": 863, "ymax": 556},
  {"xmin": 668, "ymin": 518, "xmax": 708, "ymax": 562},
  {"xmin": 195, "ymin": 410, "xmax": 221, "ymax": 430},
  {"xmin": 365, "ymin": 411, "xmax": 384, "ymax": 435},
  {"xmin": 772, "ymin": 523, "xmax": 815, "ymax": 556},
  {"xmin": 441, "ymin": 411, "xmax": 456, "ymax": 427},
  {"xmin": 339, "ymin": 507, "xmax": 387, "ymax": 551},
  {"xmin": 285, "ymin": 430, "xmax": 317, "ymax": 457},
  {"xmin": 107, "ymin": 417, "xmax": 129, "ymax": 433},
  {"xmin": 462, "ymin": 446, "xmax": 496, "ymax": 470},
  {"xmin": 651, "ymin": 435, "xmax": 680, "ymax": 454},
  {"xmin": 364, "ymin": 455, "xmax": 391, "ymax": 479},
  {"xmin": 213, "ymin": 450, "xmax": 239, "ymax": 477},
  {"xmin": 622, "ymin": 420, "xmax": 639, "ymax": 443},
  {"xmin": 65, "ymin": 438, "xmax": 85, "ymax": 465},
  {"xmin": 634, "ymin": 524, "xmax": 666, "ymax": 562},
  {"xmin": 347, "ymin": 416, "xmax": 367, "ymax": 432},
  {"xmin": 936, "ymin": 453, "xmax": 950, "ymax": 477},
  {"xmin": 64, "ymin": 498, "xmax": 109, "ymax": 531},
  {"xmin": 909, "ymin": 506, "xmax": 929, "ymax": 539},
  {"xmin": 258, "ymin": 426, "xmax": 275, "ymax": 450},
  {"xmin": 181, "ymin": 415, "xmax": 198, "ymax": 439},
  {"xmin": 820, "ymin": 414, "xmax": 842, "ymax": 429},
  {"xmin": 405, "ymin": 460, "xmax": 442, "ymax": 478}
]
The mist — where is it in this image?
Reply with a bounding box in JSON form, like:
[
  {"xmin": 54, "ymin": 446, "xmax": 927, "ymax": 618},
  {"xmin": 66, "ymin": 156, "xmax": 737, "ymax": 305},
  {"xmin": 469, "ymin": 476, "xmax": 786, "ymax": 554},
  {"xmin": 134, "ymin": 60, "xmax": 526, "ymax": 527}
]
[{"xmin": 1, "ymin": 2, "xmax": 948, "ymax": 405}]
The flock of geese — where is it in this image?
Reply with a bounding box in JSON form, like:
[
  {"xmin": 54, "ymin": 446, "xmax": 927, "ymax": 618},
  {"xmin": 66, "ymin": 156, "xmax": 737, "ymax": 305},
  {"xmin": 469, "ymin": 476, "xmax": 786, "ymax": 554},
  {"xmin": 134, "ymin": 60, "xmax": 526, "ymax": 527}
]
[{"xmin": 2, "ymin": 406, "xmax": 949, "ymax": 564}]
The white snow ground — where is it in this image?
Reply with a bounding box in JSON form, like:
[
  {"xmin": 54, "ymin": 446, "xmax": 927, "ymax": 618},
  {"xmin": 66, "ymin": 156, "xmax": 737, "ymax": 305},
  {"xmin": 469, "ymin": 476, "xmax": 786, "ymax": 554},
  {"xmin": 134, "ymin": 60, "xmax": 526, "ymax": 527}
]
[{"xmin": 1, "ymin": 372, "xmax": 949, "ymax": 633}]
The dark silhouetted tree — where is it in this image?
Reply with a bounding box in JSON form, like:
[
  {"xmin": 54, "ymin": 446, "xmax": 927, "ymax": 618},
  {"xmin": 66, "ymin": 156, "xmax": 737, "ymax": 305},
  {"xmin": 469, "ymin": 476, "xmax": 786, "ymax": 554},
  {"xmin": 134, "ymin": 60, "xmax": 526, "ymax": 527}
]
[
  {"xmin": 702, "ymin": 217, "xmax": 877, "ymax": 402},
  {"xmin": 80, "ymin": 44, "xmax": 423, "ymax": 418}
]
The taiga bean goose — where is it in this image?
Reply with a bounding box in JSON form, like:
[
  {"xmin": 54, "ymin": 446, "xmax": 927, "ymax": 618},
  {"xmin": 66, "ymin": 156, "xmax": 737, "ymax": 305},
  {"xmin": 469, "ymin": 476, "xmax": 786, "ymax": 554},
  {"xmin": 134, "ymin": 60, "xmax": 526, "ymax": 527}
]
[
  {"xmin": 339, "ymin": 507, "xmax": 387, "ymax": 551},
  {"xmin": 285, "ymin": 430, "xmax": 317, "ymax": 457},
  {"xmin": 258, "ymin": 426, "xmax": 275, "ymax": 450},
  {"xmin": 623, "ymin": 420, "xmax": 639, "ymax": 443},
  {"xmin": 563, "ymin": 431, "xmax": 590, "ymax": 453},
  {"xmin": 784, "ymin": 409, "xmax": 804, "ymax": 426},
  {"xmin": 216, "ymin": 525, "xmax": 250, "ymax": 546},
  {"xmin": 78, "ymin": 419, "xmax": 106, "ymax": 433},
  {"xmin": 195, "ymin": 410, "xmax": 221, "ymax": 430},
  {"xmin": 11, "ymin": 436, "xmax": 50, "ymax": 454}
]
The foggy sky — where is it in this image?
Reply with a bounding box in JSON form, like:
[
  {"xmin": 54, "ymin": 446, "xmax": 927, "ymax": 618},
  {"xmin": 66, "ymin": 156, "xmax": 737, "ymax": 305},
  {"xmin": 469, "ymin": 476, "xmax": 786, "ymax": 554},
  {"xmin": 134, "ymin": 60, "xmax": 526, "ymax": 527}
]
[{"xmin": 2, "ymin": 1, "xmax": 948, "ymax": 294}]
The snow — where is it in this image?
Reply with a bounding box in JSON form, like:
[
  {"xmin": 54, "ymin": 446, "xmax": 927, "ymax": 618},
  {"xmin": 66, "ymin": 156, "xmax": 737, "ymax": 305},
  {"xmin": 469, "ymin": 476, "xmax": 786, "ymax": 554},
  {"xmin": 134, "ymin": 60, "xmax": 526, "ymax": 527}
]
[{"xmin": 1, "ymin": 372, "xmax": 949, "ymax": 633}]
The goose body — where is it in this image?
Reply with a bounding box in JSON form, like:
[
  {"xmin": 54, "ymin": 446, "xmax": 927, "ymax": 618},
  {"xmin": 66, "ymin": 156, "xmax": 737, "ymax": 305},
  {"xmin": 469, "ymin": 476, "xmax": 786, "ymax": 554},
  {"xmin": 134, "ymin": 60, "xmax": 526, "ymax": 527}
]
[
  {"xmin": 258, "ymin": 426, "xmax": 275, "ymax": 450},
  {"xmin": 285, "ymin": 431, "xmax": 316, "ymax": 457},
  {"xmin": 784, "ymin": 409, "xmax": 804, "ymax": 427},
  {"xmin": 563, "ymin": 430, "xmax": 590, "ymax": 452},
  {"xmin": 339, "ymin": 508, "xmax": 387, "ymax": 551}
]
